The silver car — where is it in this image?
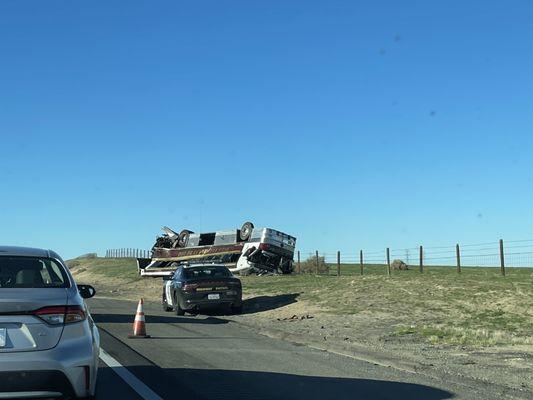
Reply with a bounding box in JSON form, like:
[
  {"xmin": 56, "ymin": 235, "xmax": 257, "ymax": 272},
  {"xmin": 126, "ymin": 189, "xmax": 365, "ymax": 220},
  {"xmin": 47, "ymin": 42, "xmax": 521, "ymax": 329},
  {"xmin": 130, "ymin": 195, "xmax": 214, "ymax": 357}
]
[{"xmin": 0, "ymin": 246, "xmax": 99, "ymax": 399}]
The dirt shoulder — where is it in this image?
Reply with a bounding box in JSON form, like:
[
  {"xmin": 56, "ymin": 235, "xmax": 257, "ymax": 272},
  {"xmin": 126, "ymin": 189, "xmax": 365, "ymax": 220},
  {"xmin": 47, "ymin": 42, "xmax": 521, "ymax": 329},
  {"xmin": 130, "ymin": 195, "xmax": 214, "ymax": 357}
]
[{"xmin": 70, "ymin": 257, "xmax": 533, "ymax": 399}]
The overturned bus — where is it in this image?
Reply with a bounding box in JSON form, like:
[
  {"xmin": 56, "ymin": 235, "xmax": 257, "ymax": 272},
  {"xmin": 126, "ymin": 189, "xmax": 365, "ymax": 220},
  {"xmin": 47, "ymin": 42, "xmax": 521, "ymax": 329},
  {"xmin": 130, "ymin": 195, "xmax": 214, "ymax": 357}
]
[{"xmin": 137, "ymin": 222, "xmax": 296, "ymax": 277}]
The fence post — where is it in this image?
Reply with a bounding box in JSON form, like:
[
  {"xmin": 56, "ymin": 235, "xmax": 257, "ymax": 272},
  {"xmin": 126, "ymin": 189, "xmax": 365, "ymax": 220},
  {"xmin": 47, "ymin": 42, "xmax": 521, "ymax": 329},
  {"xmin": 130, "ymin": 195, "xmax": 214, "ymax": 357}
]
[
  {"xmin": 499, "ymin": 239, "xmax": 506, "ymax": 276},
  {"xmin": 297, "ymin": 250, "xmax": 301, "ymax": 274},
  {"xmin": 419, "ymin": 245, "xmax": 423, "ymax": 273},
  {"xmin": 337, "ymin": 251, "xmax": 341, "ymax": 276},
  {"xmin": 456, "ymin": 244, "xmax": 461, "ymax": 274},
  {"xmin": 386, "ymin": 247, "xmax": 391, "ymax": 276},
  {"xmin": 315, "ymin": 251, "xmax": 319, "ymax": 275},
  {"xmin": 360, "ymin": 250, "xmax": 364, "ymax": 275}
]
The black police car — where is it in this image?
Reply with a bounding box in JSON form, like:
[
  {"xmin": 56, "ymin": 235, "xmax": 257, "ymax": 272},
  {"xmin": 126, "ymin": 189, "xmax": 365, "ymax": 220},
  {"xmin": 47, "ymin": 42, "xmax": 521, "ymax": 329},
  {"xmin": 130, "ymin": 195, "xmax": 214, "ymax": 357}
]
[{"xmin": 162, "ymin": 263, "xmax": 243, "ymax": 315}]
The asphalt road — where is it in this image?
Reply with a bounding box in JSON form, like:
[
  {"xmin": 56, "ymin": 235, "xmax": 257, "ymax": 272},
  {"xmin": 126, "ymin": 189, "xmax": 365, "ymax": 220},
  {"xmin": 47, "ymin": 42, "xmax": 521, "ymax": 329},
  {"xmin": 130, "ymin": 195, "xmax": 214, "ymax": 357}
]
[{"xmin": 89, "ymin": 297, "xmax": 496, "ymax": 400}]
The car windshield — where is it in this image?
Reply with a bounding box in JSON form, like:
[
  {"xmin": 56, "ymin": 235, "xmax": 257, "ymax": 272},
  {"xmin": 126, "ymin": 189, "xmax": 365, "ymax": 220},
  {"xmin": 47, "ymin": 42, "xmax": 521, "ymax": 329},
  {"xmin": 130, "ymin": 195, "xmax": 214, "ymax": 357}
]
[
  {"xmin": 0, "ymin": 256, "xmax": 70, "ymax": 288},
  {"xmin": 184, "ymin": 266, "xmax": 231, "ymax": 279}
]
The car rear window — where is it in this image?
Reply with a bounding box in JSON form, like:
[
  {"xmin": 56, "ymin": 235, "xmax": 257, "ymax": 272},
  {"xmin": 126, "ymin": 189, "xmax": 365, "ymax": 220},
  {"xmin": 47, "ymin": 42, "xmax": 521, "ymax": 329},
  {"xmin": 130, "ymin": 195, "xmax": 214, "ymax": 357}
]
[
  {"xmin": 0, "ymin": 256, "xmax": 70, "ymax": 288},
  {"xmin": 184, "ymin": 266, "xmax": 231, "ymax": 279}
]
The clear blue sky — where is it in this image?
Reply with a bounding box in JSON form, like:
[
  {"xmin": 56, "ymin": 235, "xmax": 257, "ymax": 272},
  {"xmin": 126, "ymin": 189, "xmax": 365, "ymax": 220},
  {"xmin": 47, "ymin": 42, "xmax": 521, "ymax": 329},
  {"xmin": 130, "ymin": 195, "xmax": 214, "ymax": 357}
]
[{"xmin": 1, "ymin": 1, "xmax": 532, "ymax": 259}]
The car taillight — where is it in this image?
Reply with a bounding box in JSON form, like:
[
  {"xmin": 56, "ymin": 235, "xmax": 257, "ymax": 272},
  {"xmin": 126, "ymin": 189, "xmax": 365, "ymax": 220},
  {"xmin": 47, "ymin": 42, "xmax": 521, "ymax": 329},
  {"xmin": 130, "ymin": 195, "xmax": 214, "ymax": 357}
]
[
  {"xmin": 33, "ymin": 305, "xmax": 86, "ymax": 325},
  {"xmin": 183, "ymin": 284, "xmax": 198, "ymax": 292}
]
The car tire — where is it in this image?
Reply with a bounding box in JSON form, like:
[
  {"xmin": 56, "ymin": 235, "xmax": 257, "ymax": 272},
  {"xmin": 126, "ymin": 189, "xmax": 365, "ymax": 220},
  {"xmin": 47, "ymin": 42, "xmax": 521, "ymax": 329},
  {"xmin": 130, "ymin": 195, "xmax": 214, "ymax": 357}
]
[
  {"xmin": 162, "ymin": 293, "xmax": 173, "ymax": 312},
  {"xmin": 239, "ymin": 221, "xmax": 254, "ymax": 241},
  {"xmin": 174, "ymin": 296, "xmax": 185, "ymax": 316},
  {"xmin": 231, "ymin": 304, "xmax": 243, "ymax": 315}
]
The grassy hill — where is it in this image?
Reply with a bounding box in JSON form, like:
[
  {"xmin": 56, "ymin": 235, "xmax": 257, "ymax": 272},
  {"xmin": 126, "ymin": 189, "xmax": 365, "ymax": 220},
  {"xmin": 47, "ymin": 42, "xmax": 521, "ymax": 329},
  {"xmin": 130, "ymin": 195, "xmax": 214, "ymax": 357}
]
[{"xmin": 68, "ymin": 257, "xmax": 533, "ymax": 346}]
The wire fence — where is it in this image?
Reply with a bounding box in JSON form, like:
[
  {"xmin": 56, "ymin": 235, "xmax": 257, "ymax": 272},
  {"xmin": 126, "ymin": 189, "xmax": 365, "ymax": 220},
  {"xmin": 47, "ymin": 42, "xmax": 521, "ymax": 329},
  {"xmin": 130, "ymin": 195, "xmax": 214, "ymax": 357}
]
[
  {"xmin": 106, "ymin": 238, "xmax": 533, "ymax": 276},
  {"xmin": 295, "ymin": 238, "xmax": 533, "ymax": 276},
  {"xmin": 106, "ymin": 248, "xmax": 151, "ymax": 258}
]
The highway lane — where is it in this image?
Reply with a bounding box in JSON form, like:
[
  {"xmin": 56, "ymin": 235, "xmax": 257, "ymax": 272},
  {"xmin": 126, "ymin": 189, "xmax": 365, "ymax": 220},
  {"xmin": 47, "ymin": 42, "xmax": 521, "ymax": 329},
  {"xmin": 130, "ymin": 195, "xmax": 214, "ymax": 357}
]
[
  {"xmin": 95, "ymin": 359, "xmax": 143, "ymax": 400},
  {"xmin": 89, "ymin": 297, "xmax": 500, "ymax": 400}
]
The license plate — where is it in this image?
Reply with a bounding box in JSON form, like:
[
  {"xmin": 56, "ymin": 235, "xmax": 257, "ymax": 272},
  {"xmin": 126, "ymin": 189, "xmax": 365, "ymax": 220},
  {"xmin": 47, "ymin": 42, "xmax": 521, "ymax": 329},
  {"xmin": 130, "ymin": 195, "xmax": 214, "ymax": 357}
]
[
  {"xmin": 208, "ymin": 294, "xmax": 220, "ymax": 300},
  {"xmin": 0, "ymin": 328, "xmax": 6, "ymax": 348}
]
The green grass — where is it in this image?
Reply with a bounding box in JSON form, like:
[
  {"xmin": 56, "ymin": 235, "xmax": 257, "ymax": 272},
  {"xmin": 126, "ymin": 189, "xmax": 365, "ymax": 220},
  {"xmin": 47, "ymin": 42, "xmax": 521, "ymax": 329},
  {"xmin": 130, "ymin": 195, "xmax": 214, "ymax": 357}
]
[
  {"xmin": 69, "ymin": 257, "xmax": 533, "ymax": 346},
  {"xmin": 67, "ymin": 257, "xmax": 140, "ymax": 281},
  {"xmin": 241, "ymin": 266, "xmax": 533, "ymax": 346}
]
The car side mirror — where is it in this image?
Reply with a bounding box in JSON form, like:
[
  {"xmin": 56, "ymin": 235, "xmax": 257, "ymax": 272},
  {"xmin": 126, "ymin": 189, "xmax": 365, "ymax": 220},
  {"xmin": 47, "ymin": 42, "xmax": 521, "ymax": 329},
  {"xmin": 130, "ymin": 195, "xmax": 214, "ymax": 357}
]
[{"xmin": 78, "ymin": 284, "xmax": 96, "ymax": 299}]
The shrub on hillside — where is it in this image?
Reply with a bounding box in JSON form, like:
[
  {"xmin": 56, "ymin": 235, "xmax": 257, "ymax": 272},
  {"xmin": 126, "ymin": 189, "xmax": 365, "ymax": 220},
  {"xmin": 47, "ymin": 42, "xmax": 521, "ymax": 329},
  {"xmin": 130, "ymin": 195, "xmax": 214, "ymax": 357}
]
[
  {"xmin": 391, "ymin": 259, "xmax": 409, "ymax": 270},
  {"xmin": 297, "ymin": 255, "xmax": 329, "ymax": 274}
]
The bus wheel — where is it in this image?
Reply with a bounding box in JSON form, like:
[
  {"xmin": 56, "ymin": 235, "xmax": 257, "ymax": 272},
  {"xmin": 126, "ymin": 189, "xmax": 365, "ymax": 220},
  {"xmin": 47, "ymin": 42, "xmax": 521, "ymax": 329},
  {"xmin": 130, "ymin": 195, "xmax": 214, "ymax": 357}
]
[
  {"xmin": 178, "ymin": 230, "xmax": 193, "ymax": 247},
  {"xmin": 239, "ymin": 221, "xmax": 254, "ymax": 241}
]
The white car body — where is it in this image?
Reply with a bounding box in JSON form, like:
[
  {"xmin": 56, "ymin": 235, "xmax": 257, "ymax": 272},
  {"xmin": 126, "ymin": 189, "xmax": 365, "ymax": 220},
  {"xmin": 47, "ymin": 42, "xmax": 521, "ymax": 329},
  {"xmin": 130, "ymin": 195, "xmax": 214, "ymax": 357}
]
[{"xmin": 0, "ymin": 246, "xmax": 99, "ymax": 399}]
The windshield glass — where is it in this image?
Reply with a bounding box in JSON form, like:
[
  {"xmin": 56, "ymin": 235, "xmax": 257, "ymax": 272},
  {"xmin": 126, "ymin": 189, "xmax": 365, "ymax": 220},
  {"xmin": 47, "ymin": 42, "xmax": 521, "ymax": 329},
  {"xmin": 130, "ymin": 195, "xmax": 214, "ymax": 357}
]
[
  {"xmin": 0, "ymin": 256, "xmax": 70, "ymax": 288},
  {"xmin": 184, "ymin": 266, "xmax": 231, "ymax": 279}
]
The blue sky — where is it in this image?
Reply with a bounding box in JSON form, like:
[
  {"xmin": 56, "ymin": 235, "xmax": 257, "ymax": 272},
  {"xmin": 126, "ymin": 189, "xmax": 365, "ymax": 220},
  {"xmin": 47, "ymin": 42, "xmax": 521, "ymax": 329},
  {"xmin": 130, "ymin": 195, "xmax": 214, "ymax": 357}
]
[{"xmin": 1, "ymin": 1, "xmax": 532, "ymax": 259}]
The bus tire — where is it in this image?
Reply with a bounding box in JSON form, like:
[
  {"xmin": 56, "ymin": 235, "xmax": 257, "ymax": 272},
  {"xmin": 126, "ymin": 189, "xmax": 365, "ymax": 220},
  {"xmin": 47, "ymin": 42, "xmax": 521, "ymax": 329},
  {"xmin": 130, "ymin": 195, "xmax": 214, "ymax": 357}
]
[
  {"xmin": 239, "ymin": 222, "xmax": 254, "ymax": 241},
  {"xmin": 178, "ymin": 230, "xmax": 193, "ymax": 247}
]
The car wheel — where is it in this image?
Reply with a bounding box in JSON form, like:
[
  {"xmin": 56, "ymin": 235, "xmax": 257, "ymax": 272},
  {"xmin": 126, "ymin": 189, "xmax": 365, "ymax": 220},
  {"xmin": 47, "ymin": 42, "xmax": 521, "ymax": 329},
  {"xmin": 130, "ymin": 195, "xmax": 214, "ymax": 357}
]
[
  {"xmin": 162, "ymin": 293, "xmax": 173, "ymax": 312},
  {"xmin": 231, "ymin": 304, "xmax": 243, "ymax": 315},
  {"xmin": 174, "ymin": 295, "xmax": 185, "ymax": 316}
]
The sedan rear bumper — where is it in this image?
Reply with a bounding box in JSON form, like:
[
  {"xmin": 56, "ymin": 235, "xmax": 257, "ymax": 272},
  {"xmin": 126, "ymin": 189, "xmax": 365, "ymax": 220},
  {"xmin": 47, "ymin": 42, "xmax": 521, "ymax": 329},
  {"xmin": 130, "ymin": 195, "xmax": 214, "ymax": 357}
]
[
  {"xmin": 0, "ymin": 370, "xmax": 75, "ymax": 398},
  {"xmin": 0, "ymin": 325, "xmax": 98, "ymax": 398}
]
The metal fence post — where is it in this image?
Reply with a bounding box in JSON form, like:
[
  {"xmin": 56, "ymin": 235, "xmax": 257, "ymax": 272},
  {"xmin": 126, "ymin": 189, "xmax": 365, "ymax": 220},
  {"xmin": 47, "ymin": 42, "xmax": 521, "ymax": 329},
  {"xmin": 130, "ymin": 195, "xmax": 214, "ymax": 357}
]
[
  {"xmin": 360, "ymin": 250, "xmax": 364, "ymax": 275},
  {"xmin": 456, "ymin": 244, "xmax": 461, "ymax": 274},
  {"xmin": 315, "ymin": 251, "xmax": 319, "ymax": 275},
  {"xmin": 386, "ymin": 247, "xmax": 391, "ymax": 276},
  {"xmin": 419, "ymin": 245, "xmax": 423, "ymax": 273},
  {"xmin": 297, "ymin": 250, "xmax": 301, "ymax": 274},
  {"xmin": 499, "ymin": 239, "xmax": 506, "ymax": 276},
  {"xmin": 337, "ymin": 251, "xmax": 341, "ymax": 276}
]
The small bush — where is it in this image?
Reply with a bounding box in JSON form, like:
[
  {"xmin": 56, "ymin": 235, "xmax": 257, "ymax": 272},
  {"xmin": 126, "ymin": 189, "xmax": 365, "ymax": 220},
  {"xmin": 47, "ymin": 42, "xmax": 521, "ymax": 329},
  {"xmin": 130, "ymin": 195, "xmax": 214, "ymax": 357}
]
[{"xmin": 297, "ymin": 255, "xmax": 329, "ymax": 274}]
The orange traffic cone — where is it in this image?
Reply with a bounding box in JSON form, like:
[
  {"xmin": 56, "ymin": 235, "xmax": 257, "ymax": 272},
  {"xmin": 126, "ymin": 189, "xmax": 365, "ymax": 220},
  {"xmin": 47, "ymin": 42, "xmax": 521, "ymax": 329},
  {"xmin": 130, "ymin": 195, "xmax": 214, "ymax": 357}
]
[{"xmin": 128, "ymin": 298, "xmax": 151, "ymax": 339}]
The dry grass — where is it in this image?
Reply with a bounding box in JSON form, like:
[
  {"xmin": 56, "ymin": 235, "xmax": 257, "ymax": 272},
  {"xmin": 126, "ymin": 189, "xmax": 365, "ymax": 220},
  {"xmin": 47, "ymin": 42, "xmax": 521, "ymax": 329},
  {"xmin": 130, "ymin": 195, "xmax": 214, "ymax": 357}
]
[
  {"xmin": 68, "ymin": 257, "xmax": 533, "ymax": 346},
  {"xmin": 241, "ymin": 266, "xmax": 533, "ymax": 346}
]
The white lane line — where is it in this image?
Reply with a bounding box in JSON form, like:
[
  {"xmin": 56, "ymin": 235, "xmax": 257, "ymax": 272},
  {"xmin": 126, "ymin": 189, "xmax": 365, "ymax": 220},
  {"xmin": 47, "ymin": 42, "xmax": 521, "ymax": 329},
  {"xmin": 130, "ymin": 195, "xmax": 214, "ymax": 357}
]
[{"xmin": 99, "ymin": 348, "xmax": 164, "ymax": 400}]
